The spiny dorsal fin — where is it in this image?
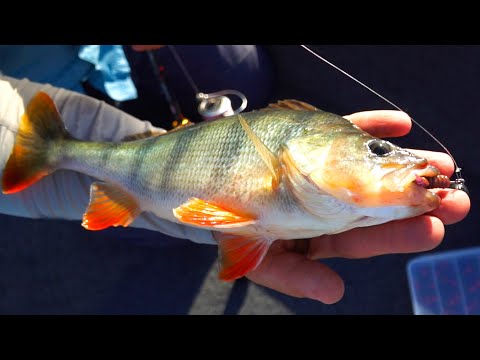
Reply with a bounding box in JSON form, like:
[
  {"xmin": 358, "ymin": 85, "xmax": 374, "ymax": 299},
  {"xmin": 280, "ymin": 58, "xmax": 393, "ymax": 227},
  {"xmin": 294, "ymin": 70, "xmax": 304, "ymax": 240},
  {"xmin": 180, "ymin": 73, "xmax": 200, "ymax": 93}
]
[
  {"xmin": 263, "ymin": 99, "xmax": 320, "ymax": 112},
  {"xmin": 238, "ymin": 115, "xmax": 281, "ymax": 189}
]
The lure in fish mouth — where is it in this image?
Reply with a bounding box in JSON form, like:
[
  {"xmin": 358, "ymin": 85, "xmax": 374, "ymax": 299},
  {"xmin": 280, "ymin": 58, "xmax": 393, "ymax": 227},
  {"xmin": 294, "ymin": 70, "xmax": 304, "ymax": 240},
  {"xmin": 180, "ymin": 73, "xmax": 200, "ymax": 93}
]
[
  {"xmin": 415, "ymin": 170, "xmax": 438, "ymax": 188},
  {"xmin": 407, "ymin": 165, "xmax": 452, "ymax": 192}
]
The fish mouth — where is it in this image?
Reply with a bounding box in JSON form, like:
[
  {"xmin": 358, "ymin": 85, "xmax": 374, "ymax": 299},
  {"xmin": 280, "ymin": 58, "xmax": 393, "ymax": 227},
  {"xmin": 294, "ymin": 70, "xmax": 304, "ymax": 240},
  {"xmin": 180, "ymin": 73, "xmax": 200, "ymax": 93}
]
[{"xmin": 387, "ymin": 163, "xmax": 443, "ymax": 210}]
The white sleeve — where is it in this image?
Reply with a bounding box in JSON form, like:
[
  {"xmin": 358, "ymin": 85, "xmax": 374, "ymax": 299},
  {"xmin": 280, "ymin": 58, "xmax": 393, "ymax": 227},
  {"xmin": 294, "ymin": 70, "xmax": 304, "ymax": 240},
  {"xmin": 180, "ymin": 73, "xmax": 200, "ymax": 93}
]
[{"xmin": 0, "ymin": 75, "xmax": 216, "ymax": 245}]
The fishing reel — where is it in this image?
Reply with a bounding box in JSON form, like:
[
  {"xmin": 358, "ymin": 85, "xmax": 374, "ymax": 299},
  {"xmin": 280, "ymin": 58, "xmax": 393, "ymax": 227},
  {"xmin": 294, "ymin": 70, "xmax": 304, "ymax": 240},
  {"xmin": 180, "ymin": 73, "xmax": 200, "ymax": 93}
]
[{"xmin": 196, "ymin": 90, "xmax": 248, "ymax": 121}]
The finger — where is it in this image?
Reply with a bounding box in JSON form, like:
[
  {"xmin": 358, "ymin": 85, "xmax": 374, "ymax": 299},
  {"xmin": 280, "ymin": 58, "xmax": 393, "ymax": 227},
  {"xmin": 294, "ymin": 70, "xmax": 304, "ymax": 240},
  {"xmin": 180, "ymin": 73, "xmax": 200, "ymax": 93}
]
[
  {"xmin": 131, "ymin": 45, "xmax": 165, "ymax": 52},
  {"xmin": 428, "ymin": 189, "xmax": 471, "ymax": 225},
  {"xmin": 408, "ymin": 149, "xmax": 455, "ymax": 177},
  {"xmin": 308, "ymin": 215, "xmax": 444, "ymax": 260},
  {"xmin": 247, "ymin": 241, "xmax": 345, "ymax": 304},
  {"xmin": 344, "ymin": 110, "xmax": 412, "ymax": 138}
]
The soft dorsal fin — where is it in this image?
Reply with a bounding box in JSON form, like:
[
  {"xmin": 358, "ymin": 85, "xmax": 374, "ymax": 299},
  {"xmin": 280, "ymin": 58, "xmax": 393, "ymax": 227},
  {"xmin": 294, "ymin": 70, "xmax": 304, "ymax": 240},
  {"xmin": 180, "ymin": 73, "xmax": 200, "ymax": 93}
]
[
  {"xmin": 263, "ymin": 99, "xmax": 319, "ymax": 112},
  {"xmin": 238, "ymin": 115, "xmax": 281, "ymax": 189},
  {"xmin": 122, "ymin": 119, "xmax": 196, "ymax": 142},
  {"xmin": 122, "ymin": 129, "xmax": 167, "ymax": 142}
]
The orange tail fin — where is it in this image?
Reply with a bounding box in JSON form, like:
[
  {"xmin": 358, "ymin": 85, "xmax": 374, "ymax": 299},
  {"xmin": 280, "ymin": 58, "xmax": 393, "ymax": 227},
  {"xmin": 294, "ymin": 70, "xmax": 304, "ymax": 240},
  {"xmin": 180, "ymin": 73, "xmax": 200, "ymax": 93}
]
[{"xmin": 2, "ymin": 92, "xmax": 69, "ymax": 194}]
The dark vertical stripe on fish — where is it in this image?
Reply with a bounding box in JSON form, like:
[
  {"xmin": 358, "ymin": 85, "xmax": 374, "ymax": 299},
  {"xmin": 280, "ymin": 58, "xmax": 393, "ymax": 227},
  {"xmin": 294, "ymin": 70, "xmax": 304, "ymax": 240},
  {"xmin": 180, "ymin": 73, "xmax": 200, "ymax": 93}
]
[
  {"xmin": 159, "ymin": 126, "xmax": 199, "ymax": 194},
  {"xmin": 130, "ymin": 138, "xmax": 159, "ymax": 197},
  {"xmin": 99, "ymin": 143, "xmax": 115, "ymax": 171},
  {"xmin": 207, "ymin": 119, "xmax": 244, "ymax": 193}
]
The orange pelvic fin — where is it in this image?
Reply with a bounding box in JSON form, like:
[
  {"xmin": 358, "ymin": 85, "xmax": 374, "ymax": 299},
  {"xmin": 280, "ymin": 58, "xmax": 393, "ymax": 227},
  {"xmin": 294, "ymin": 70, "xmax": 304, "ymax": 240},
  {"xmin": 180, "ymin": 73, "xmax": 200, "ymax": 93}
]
[
  {"xmin": 173, "ymin": 197, "xmax": 256, "ymax": 228},
  {"xmin": 216, "ymin": 232, "xmax": 274, "ymax": 281},
  {"xmin": 82, "ymin": 182, "xmax": 141, "ymax": 231}
]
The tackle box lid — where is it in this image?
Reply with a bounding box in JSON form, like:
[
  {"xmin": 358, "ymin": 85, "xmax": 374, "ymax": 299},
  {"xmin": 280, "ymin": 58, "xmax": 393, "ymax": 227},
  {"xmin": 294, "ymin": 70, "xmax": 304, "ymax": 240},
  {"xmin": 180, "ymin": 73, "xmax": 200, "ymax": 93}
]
[{"xmin": 407, "ymin": 247, "xmax": 480, "ymax": 315}]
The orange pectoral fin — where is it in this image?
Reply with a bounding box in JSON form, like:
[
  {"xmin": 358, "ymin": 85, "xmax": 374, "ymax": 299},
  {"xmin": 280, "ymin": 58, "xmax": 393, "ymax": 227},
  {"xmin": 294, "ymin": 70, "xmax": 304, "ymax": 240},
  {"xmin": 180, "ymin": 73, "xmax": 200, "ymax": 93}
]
[
  {"xmin": 215, "ymin": 233, "xmax": 274, "ymax": 281},
  {"xmin": 82, "ymin": 182, "xmax": 141, "ymax": 231},
  {"xmin": 173, "ymin": 198, "xmax": 256, "ymax": 228}
]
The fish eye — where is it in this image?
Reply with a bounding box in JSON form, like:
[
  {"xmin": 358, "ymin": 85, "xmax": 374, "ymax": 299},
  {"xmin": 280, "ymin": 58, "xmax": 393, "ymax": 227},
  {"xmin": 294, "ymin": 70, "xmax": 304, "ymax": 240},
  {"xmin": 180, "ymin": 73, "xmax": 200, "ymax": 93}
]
[{"xmin": 368, "ymin": 140, "xmax": 393, "ymax": 156}]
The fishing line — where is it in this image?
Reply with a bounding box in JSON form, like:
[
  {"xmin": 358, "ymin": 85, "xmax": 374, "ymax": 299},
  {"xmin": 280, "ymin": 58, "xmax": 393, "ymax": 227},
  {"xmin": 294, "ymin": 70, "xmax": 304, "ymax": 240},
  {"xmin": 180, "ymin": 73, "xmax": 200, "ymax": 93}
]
[
  {"xmin": 300, "ymin": 45, "xmax": 467, "ymax": 193},
  {"xmin": 168, "ymin": 45, "xmax": 200, "ymax": 95}
]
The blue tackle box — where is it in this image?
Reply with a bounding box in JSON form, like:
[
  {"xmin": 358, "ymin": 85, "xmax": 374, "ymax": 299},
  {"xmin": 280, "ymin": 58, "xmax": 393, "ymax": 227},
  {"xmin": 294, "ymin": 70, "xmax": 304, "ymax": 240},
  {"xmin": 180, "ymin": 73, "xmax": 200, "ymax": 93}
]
[{"xmin": 407, "ymin": 247, "xmax": 480, "ymax": 315}]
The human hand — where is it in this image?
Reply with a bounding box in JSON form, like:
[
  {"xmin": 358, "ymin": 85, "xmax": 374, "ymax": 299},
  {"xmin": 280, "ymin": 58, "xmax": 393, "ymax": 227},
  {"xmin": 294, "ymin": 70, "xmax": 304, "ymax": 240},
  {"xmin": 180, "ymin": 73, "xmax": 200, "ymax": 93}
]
[
  {"xmin": 131, "ymin": 45, "xmax": 166, "ymax": 51},
  {"xmin": 0, "ymin": 75, "xmax": 216, "ymax": 244},
  {"xmin": 245, "ymin": 110, "xmax": 471, "ymax": 304}
]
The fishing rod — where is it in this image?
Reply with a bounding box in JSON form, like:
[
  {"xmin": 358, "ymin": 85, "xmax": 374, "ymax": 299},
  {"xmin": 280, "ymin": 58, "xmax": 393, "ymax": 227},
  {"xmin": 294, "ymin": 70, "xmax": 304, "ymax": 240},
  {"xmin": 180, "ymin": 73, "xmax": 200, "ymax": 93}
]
[
  {"xmin": 146, "ymin": 50, "xmax": 189, "ymax": 128},
  {"xmin": 300, "ymin": 45, "xmax": 468, "ymax": 195}
]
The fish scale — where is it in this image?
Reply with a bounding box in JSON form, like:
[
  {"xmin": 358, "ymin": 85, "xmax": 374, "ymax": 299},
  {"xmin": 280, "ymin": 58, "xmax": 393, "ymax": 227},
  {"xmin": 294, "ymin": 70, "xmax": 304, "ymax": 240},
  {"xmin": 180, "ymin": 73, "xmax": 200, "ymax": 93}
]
[{"xmin": 112, "ymin": 110, "xmax": 311, "ymax": 215}]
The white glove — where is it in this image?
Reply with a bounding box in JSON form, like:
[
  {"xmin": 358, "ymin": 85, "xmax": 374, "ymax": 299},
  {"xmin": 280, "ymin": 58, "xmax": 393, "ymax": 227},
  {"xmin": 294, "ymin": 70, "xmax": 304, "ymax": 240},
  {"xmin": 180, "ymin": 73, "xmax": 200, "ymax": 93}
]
[{"xmin": 0, "ymin": 75, "xmax": 216, "ymax": 245}]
